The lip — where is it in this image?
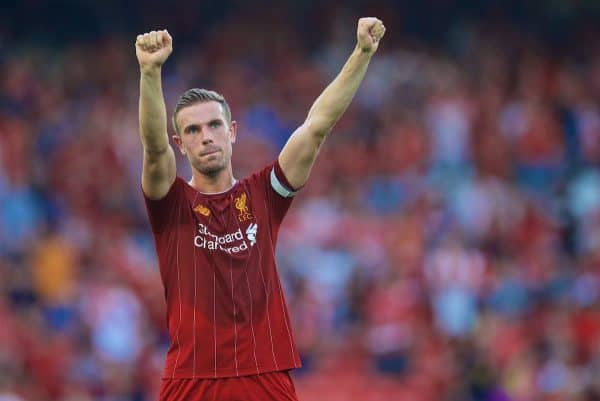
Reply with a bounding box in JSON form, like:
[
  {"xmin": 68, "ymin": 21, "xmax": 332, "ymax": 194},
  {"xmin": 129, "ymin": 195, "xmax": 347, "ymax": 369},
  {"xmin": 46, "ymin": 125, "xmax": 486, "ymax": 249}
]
[{"xmin": 200, "ymin": 149, "xmax": 220, "ymax": 157}]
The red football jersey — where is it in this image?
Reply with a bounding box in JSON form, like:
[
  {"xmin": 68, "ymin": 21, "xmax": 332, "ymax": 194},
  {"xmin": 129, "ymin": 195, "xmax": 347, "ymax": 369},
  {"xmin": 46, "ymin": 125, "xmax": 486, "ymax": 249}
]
[{"xmin": 144, "ymin": 160, "xmax": 302, "ymax": 379}]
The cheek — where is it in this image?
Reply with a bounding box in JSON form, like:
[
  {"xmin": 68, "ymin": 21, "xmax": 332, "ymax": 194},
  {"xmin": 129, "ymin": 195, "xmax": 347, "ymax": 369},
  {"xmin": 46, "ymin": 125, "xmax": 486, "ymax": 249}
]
[
  {"xmin": 223, "ymin": 138, "xmax": 233, "ymax": 154},
  {"xmin": 181, "ymin": 140, "xmax": 196, "ymax": 156},
  {"xmin": 184, "ymin": 136, "xmax": 200, "ymax": 149},
  {"xmin": 216, "ymin": 132, "xmax": 230, "ymax": 148}
]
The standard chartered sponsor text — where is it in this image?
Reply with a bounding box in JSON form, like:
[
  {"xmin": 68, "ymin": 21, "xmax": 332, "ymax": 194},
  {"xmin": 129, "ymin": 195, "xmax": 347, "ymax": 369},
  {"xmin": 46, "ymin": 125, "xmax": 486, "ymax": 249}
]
[{"xmin": 194, "ymin": 223, "xmax": 256, "ymax": 254}]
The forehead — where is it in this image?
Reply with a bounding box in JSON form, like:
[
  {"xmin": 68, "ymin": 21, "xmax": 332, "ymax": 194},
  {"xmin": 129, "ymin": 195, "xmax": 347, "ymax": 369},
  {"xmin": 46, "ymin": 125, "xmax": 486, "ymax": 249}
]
[{"xmin": 176, "ymin": 101, "xmax": 226, "ymax": 128}]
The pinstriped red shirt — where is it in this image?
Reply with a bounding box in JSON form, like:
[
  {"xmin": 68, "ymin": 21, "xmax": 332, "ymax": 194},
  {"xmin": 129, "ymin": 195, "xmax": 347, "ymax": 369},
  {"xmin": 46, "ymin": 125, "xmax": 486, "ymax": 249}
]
[{"xmin": 144, "ymin": 160, "xmax": 302, "ymax": 379}]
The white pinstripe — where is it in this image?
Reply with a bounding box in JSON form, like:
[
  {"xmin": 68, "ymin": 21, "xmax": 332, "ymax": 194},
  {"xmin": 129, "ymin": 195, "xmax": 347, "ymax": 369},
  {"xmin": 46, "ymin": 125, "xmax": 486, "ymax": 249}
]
[
  {"xmin": 276, "ymin": 274, "xmax": 297, "ymax": 365},
  {"xmin": 231, "ymin": 202, "xmax": 261, "ymax": 375},
  {"xmin": 264, "ymin": 195, "xmax": 297, "ymax": 366},
  {"xmin": 259, "ymin": 198, "xmax": 279, "ymax": 370},
  {"xmin": 203, "ymin": 211, "xmax": 217, "ymax": 378},
  {"xmin": 191, "ymin": 192, "xmax": 199, "ymax": 376},
  {"xmin": 171, "ymin": 197, "xmax": 183, "ymax": 378},
  {"xmin": 245, "ymin": 265, "xmax": 260, "ymax": 374},
  {"xmin": 268, "ymin": 172, "xmax": 299, "ymax": 366},
  {"xmin": 229, "ymin": 254, "xmax": 239, "ymax": 376},
  {"xmin": 213, "ymin": 270, "xmax": 217, "ymax": 378}
]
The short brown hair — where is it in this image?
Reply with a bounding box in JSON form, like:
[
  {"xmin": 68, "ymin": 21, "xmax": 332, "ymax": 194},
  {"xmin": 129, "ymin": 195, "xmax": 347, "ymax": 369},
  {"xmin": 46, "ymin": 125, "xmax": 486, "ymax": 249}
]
[{"xmin": 172, "ymin": 88, "xmax": 232, "ymax": 134}]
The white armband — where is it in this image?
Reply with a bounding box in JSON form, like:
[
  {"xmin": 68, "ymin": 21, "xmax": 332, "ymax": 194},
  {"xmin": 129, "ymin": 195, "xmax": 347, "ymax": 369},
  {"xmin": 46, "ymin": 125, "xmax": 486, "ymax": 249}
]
[{"xmin": 270, "ymin": 168, "xmax": 297, "ymax": 198}]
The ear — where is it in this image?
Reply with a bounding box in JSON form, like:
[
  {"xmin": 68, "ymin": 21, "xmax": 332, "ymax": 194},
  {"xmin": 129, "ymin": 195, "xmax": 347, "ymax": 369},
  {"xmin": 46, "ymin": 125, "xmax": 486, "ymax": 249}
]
[
  {"xmin": 229, "ymin": 120, "xmax": 237, "ymax": 144},
  {"xmin": 172, "ymin": 134, "xmax": 186, "ymax": 155}
]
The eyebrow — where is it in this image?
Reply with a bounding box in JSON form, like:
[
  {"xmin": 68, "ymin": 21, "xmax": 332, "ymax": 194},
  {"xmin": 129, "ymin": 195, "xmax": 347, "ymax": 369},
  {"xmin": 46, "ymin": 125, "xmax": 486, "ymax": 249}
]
[{"xmin": 183, "ymin": 119, "xmax": 223, "ymax": 133}]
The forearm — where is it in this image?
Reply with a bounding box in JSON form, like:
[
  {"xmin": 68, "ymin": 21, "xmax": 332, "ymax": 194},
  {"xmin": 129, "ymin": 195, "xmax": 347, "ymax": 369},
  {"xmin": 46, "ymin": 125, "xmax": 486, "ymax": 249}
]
[
  {"xmin": 139, "ymin": 67, "xmax": 169, "ymax": 153},
  {"xmin": 306, "ymin": 46, "xmax": 373, "ymax": 134}
]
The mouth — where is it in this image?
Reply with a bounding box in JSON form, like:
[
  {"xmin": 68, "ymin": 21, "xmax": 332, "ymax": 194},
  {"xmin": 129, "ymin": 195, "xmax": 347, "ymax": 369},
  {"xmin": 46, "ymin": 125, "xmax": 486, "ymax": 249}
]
[{"xmin": 200, "ymin": 149, "xmax": 220, "ymax": 157}]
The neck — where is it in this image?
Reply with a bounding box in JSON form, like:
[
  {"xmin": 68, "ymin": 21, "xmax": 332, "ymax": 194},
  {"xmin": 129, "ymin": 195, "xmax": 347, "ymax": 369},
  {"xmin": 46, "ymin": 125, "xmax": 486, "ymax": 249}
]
[{"xmin": 190, "ymin": 166, "xmax": 236, "ymax": 194}]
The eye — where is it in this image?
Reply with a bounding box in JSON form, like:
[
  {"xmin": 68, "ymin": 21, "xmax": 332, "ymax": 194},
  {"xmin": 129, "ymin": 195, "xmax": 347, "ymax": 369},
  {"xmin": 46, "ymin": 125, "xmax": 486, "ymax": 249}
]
[
  {"xmin": 187, "ymin": 126, "xmax": 199, "ymax": 134},
  {"xmin": 209, "ymin": 121, "xmax": 221, "ymax": 129}
]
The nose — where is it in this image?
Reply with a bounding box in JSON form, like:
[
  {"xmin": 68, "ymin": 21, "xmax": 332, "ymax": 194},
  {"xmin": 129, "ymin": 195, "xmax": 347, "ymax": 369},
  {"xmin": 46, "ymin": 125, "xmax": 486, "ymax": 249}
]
[{"xmin": 201, "ymin": 127, "xmax": 215, "ymax": 145}]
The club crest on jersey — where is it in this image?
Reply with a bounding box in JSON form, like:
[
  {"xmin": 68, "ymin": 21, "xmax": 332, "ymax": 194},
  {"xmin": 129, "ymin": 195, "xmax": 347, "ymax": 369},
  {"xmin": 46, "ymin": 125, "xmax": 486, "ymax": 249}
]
[
  {"xmin": 193, "ymin": 204, "xmax": 211, "ymax": 217},
  {"xmin": 234, "ymin": 193, "xmax": 253, "ymax": 222}
]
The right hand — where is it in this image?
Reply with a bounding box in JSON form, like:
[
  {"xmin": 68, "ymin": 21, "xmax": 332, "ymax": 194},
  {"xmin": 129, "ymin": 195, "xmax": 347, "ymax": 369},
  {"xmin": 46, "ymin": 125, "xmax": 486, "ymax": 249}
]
[{"xmin": 135, "ymin": 30, "xmax": 172, "ymax": 70}]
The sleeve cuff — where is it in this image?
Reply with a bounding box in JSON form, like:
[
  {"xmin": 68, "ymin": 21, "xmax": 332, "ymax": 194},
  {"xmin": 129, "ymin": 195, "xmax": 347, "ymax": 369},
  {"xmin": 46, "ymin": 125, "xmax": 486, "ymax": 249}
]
[{"xmin": 270, "ymin": 160, "xmax": 299, "ymax": 198}]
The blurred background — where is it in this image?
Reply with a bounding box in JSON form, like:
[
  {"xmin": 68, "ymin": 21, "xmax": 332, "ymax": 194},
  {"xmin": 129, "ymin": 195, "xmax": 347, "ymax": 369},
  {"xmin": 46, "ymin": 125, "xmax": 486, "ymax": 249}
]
[{"xmin": 1, "ymin": 0, "xmax": 600, "ymax": 400}]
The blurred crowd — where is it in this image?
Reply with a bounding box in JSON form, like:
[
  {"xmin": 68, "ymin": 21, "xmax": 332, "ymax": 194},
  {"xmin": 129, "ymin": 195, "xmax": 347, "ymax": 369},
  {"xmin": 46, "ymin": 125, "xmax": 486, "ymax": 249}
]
[{"xmin": 1, "ymin": 4, "xmax": 600, "ymax": 401}]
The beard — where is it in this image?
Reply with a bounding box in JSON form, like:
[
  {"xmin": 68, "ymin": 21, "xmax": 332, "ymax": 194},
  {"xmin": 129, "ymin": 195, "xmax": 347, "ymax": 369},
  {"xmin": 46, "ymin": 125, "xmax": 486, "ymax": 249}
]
[{"xmin": 191, "ymin": 154, "xmax": 228, "ymax": 178}]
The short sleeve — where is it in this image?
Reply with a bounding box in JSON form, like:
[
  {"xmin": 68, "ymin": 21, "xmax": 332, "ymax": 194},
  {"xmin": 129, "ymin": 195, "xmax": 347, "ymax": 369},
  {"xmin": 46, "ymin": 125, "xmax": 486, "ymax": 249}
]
[
  {"xmin": 268, "ymin": 159, "xmax": 297, "ymax": 224},
  {"xmin": 143, "ymin": 177, "xmax": 186, "ymax": 233},
  {"xmin": 248, "ymin": 159, "xmax": 301, "ymax": 226}
]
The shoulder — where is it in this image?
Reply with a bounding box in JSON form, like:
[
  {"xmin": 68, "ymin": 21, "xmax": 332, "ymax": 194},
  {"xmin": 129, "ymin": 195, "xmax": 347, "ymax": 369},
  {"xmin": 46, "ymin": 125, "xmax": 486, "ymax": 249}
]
[
  {"xmin": 240, "ymin": 160, "xmax": 298, "ymax": 199},
  {"xmin": 142, "ymin": 176, "xmax": 191, "ymax": 232},
  {"xmin": 143, "ymin": 176, "xmax": 189, "ymax": 204}
]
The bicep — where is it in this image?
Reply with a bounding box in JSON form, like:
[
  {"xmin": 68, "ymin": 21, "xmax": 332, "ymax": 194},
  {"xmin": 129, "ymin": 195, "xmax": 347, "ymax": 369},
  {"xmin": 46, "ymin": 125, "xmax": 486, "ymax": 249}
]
[
  {"xmin": 142, "ymin": 145, "xmax": 177, "ymax": 200},
  {"xmin": 278, "ymin": 120, "xmax": 328, "ymax": 190}
]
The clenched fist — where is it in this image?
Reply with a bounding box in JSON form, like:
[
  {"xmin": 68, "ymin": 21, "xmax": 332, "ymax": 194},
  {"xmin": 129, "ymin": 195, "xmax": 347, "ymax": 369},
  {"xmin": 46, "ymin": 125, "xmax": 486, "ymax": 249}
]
[
  {"xmin": 135, "ymin": 30, "xmax": 172, "ymax": 71},
  {"xmin": 356, "ymin": 18, "xmax": 385, "ymax": 54}
]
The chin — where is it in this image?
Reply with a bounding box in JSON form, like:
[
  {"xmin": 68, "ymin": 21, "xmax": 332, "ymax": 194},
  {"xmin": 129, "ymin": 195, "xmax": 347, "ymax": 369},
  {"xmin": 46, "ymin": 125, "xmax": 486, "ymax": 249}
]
[{"xmin": 195, "ymin": 161, "xmax": 226, "ymax": 177}]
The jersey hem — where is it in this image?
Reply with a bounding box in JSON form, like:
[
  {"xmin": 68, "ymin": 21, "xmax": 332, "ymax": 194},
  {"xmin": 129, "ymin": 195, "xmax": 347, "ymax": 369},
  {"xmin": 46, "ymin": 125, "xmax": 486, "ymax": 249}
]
[{"xmin": 161, "ymin": 363, "xmax": 301, "ymax": 380}]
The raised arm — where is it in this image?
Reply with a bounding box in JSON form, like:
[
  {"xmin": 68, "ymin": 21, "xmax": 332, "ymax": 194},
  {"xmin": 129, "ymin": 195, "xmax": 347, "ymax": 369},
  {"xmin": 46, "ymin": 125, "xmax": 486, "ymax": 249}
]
[
  {"xmin": 278, "ymin": 17, "xmax": 386, "ymax": 190},
  {"xmin": 136, "ymin": 30, "xmax": 176, "ymax": 200}
]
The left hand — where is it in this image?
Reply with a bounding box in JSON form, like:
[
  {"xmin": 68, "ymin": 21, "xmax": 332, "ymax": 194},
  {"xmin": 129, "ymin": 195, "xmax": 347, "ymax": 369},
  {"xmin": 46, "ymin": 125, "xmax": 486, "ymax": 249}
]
[{"xmin": 356, "ymin": 17, "xmax": 386, "ymax": 54}]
